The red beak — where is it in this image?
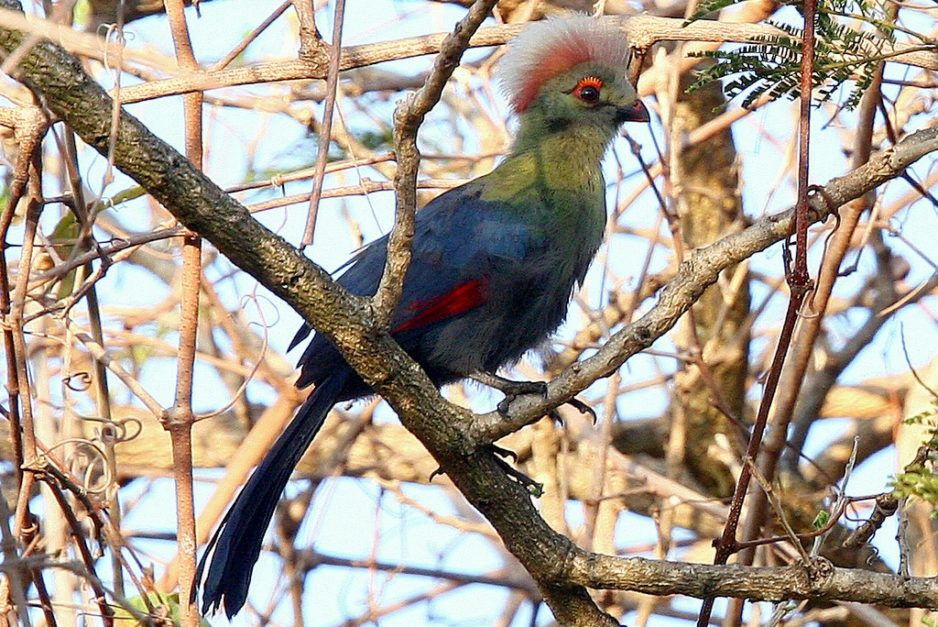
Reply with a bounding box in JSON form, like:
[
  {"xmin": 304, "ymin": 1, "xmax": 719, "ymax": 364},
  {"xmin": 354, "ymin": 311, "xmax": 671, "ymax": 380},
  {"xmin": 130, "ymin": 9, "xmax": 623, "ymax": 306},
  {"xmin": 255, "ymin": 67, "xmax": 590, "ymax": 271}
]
[{"xmin": 617, "ymin": 99, "xmax": 650, "ymax": 123}]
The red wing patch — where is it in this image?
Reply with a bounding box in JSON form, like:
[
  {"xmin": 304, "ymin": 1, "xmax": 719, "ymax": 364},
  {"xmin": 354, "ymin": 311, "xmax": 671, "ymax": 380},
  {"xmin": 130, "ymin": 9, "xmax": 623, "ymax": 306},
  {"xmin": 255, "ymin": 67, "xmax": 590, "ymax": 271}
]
[{"xmin": 393, "ymin": 279, "xmax": 488, "ymax": 333}]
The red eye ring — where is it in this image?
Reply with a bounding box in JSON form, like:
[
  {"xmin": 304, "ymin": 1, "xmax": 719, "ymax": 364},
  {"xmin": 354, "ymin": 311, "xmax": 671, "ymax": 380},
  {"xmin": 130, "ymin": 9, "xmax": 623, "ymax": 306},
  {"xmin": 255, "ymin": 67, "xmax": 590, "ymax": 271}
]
[{"xmin": 573, "ymin": 76, "xmax": 604, "ymax": 103}]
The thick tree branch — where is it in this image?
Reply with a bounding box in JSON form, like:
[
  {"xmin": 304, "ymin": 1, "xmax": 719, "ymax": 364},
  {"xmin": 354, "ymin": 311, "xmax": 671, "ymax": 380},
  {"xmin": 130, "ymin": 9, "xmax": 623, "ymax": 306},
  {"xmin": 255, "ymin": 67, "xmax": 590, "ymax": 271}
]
[{"xmin": 569, "ymin": 554, "xmax": 938, "ymax": 608}]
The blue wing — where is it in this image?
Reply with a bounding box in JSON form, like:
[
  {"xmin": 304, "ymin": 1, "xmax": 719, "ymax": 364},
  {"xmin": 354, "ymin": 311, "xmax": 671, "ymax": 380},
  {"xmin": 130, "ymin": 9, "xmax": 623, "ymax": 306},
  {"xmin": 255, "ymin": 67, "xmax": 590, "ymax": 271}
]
[{"xmin": 290, "ymin": 178, "xmax": 544, "ymax": 389}]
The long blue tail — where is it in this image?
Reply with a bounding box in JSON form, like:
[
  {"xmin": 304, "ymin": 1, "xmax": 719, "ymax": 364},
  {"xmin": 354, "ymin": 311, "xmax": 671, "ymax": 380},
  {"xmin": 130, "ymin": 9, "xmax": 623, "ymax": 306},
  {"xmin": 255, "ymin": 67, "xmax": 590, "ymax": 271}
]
[{"xmin": 197, "ymin": 370, "xmax": 348, "ymax": 618}]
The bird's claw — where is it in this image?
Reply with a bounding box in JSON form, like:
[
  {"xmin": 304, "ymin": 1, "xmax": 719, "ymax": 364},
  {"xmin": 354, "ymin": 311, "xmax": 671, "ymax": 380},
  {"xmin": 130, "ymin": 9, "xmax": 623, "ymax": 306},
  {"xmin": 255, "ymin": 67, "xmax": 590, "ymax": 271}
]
[
  {"xmin": 543, "ymin": 396, "xmax": 596, "ymax": 424},
  {"xmin": 495, "ymin": 381, "xmax": 548, "ymax": 417},
  {"xmin": 491, "ymin": 379, "xmax": 548, "ymax": 417},
  {"xmin": 512, "ymin": 392, "xmax": 595, "ymax": 425},
  {"xmin": 503, "ymin": 380, "xmax": 550, "ymax": 396},
  {"xmin": 431, "ymin": 446, "xmax": 542, "ymax": 496},
  {"xmin": 487, "ymin": 445, "xmax": 543, "ymax": 497},
  {"xmin": 565, "ymin": 397, "xmax": 597, "ymax": 423},
  {"xmin": 472, "ymin": 372, "xmax": 595, "ymax": 423},
  {"xmin": 488, "ymin": 444, "xmax": 518, "ymax": 462}
]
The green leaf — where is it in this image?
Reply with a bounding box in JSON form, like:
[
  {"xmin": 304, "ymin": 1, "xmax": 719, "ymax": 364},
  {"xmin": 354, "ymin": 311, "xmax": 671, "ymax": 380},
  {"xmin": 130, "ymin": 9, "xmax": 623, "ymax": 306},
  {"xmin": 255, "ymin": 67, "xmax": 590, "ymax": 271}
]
[
  {"xmin": 687, "ymin": 7, "xmax": 894, "ymax": 111},
  {"xmin": 107, "ymin": 185, "xmax": 148, "ymax": 206},
  {"xmin": 812, "ymin": 510, "xmax": 831, "ymax": 530},
  {"xmin": 113, "ymin": 592, "xmax": 210, "ymax": 625},
  {"xmin": 48, "ymin": 213, "xmax": 81, "ymax": 300}
]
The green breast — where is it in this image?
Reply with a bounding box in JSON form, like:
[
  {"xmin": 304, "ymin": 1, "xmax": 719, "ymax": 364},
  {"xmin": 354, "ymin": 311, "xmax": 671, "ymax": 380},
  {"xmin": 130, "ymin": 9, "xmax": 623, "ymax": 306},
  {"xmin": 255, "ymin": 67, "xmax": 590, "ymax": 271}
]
[{"xmin": 480, "ymin": 145, "xmax": 607, "ymax": 283}]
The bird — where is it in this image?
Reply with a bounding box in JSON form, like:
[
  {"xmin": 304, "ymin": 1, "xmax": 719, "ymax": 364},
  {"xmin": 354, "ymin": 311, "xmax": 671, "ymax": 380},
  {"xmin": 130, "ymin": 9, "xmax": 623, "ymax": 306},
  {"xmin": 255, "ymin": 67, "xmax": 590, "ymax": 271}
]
[{"xmin": 198, "ymin": 13, "xmax": 648, "ymax": 618}]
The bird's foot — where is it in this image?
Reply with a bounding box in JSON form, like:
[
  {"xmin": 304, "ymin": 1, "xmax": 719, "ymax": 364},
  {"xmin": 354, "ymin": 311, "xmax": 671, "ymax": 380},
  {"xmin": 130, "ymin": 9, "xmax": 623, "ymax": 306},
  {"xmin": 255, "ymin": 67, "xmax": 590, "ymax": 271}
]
[
  {"xmin": 486, "ymin": 445, "xmax": 543, "ymax": 497},
  {"xmin": 472, "ymin": 371, "xmax": 597, "ymax": 423},
  {"xmin": 428, "ymin": 445, "xmax": 542, "ymax": 497},
  {"xmin": 496, "ymin": 381, "xmax": 548, "ymax": 416},
  {"xmin": 471, "ymin": 372, "xmax": 547, "ymax": 416},
  {"xmin": 488, "ymin": 443, "xmax": 518, "ymax": 462}
]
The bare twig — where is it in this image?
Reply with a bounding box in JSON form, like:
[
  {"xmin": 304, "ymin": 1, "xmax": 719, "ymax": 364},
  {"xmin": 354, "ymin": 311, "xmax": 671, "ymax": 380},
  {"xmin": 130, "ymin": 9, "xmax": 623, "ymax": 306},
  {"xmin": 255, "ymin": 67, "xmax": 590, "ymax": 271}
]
[
  {"xmin": 372, "ymin": 0, "xmax": 499, "ymax": 325},
  {"xmin": 300, "ymin": 0, "xmax": 345, "ymax": 248},
  {"xmin": 160, "ymin": 3, "xmax": 203, "ymax": 622},
  {"xmin": 98, "ymin": 15, "xmax": 938, "ymax": 105},
  {"xmin": 697, "ymin": 3, "xmax": 820, "ymax": 621},
  {"xmin": 210, "ymin": 0, "xmax": 291, "ymax": 72}
]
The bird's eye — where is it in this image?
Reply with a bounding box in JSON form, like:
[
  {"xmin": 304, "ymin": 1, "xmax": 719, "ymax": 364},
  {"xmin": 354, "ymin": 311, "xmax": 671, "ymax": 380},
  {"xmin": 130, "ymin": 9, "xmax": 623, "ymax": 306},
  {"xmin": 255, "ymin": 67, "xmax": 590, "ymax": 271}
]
[{"xmin": 572, "ymin": 76, "xmax": 604, "ymax": 104}]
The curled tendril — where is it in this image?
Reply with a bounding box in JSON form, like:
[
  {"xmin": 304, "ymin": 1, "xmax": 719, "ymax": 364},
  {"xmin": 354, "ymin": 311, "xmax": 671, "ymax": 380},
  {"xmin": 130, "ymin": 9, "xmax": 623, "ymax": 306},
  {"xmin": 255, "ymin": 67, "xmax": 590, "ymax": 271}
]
[
  {"xmin": 50, "ymin": 415, "xmax": 145, "ymax": 494},
  {"xmin": 64, "ymin": 371, "xmax": 93, "ymax": 392},
  {"xmin": 270, "ymin": 173, "xmax": 287, "ymax": 188},
  {"xmin": 81, "ymin": 415, "xmax": 143, "ymax": 445},
  {"xmin": 97, "ymin": 22, "xmax": 134, "ymax": 74},
  {"xmin": 196, "ymin": 291, "xmax": 275, "ymax": 422},
  {"xmin": 45, "ymin": 438, "xmax": 111, "ymax": 495},
  {"xmin": 241, "ymin": 291, "xmax": 281, "ymax": 328},
  {"xmin": 99, "ymin": 422, "xmax": 120, "ymax": 444}
]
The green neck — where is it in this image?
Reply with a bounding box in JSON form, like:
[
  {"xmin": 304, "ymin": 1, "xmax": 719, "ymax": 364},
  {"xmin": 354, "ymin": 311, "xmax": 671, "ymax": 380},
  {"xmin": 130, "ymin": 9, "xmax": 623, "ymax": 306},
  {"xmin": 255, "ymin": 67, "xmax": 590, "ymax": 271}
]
[
  {"xmin": 480, "ymin": 114, "xmax": 616, "ymax": 205},
  {"xmin": 513, "ymin": 111, "xmax": 614, "ymax": 166}
]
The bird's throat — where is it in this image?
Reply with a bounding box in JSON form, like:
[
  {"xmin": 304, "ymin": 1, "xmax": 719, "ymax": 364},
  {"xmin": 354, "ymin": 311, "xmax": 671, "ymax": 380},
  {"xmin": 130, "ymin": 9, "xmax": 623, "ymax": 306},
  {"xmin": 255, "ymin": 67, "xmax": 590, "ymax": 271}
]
[{"xmin": 513, "ymin": 120, "xmax": 612, "ymax": 187}]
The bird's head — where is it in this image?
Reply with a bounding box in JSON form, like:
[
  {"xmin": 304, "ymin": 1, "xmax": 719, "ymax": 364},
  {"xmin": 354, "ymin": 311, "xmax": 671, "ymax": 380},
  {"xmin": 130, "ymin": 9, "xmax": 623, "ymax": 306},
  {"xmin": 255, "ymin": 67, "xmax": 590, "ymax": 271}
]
[{"xmin": 499, "ymin": 15, "xmax": 648, "ymax": 140}]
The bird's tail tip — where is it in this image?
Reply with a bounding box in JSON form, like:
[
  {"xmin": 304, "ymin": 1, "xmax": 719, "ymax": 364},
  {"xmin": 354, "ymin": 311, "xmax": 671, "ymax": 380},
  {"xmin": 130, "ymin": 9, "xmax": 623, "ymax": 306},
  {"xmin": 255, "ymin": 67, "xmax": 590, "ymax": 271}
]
[{"xmin": 193, "ymin": 371, "xmax": 350, "ymax": 619}]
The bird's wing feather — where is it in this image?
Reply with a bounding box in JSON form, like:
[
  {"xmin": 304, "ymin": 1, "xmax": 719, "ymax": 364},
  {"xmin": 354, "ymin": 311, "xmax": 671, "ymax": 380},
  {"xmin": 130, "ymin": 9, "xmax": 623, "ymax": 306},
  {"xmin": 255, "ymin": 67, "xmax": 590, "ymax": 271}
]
[
  {"xmin": 292, "ymin": 179, "xmax": 544, "ymax": 386},
  {"xmin": 391, "ymin": 277, "xmax": 488, "ymax": 333}
]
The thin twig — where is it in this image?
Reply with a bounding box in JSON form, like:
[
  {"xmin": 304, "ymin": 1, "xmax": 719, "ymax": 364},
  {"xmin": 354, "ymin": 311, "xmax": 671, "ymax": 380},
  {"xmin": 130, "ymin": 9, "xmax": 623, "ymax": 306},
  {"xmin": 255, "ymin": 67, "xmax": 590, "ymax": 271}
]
[
  {"xmin": 7, "ymin": 153, "xmax": 46, "ymax": 627},
  {"xmin": 300, "ymin": 0, "xmax": 345, "ymax": 248},
  {"xmin": 744, "ymin": 457, "xmax": 812, "ymax": 564},
  {"xmin": 27, "ymin": 462, "xmax": 114, "ymax": 624},
  {"xmin": 92, "ymin": 15, "xmax": 938, "ymax": 105},
  {"xmin": 59, "ymin": 126, "xmax": 127, "ymax": 597},
  {"xmin": 209, "ymin": 0, "xmax": 291, "ymax": 72},
  {"xmin": 372, "ymin": 0, "xmax": 500, "ymax": 325},
  {"xmin": 162, "ymin": 1, "xmax": 203, "ymax": 623},
  {"xmin": 696, "ymin": 0, "xmax": 820, "ymax": 620}
]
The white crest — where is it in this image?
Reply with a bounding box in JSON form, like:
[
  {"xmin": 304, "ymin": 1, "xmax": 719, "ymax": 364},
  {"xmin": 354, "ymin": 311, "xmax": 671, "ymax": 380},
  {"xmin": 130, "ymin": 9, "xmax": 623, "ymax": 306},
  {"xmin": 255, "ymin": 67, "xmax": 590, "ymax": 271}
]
[{"xmin": 498, "ymin": 14, "xmax": 631, "ymax": 112}]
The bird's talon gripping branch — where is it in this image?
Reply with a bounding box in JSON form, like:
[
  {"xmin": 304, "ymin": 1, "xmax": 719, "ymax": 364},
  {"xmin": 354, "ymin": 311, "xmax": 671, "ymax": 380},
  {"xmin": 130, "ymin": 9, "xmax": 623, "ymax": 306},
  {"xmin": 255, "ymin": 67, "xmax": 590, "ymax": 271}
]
[
  {"xmin": 474, "ymin": 372, "xmax": 596, "ymax": 422},
  {"xmin": 488, "ymin": 443, "xmax": 519, "ymax": 462},
  {"xmin": 473, "ymin": 372, "xmax": 548, "ymax": 417},
  {"xmin": 486, "ymin": 446, "xmax": 543, "ymax": 497},
  {"xmin": 548, "ymin": 409, "xmax": 565, "ymax": 426}
]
